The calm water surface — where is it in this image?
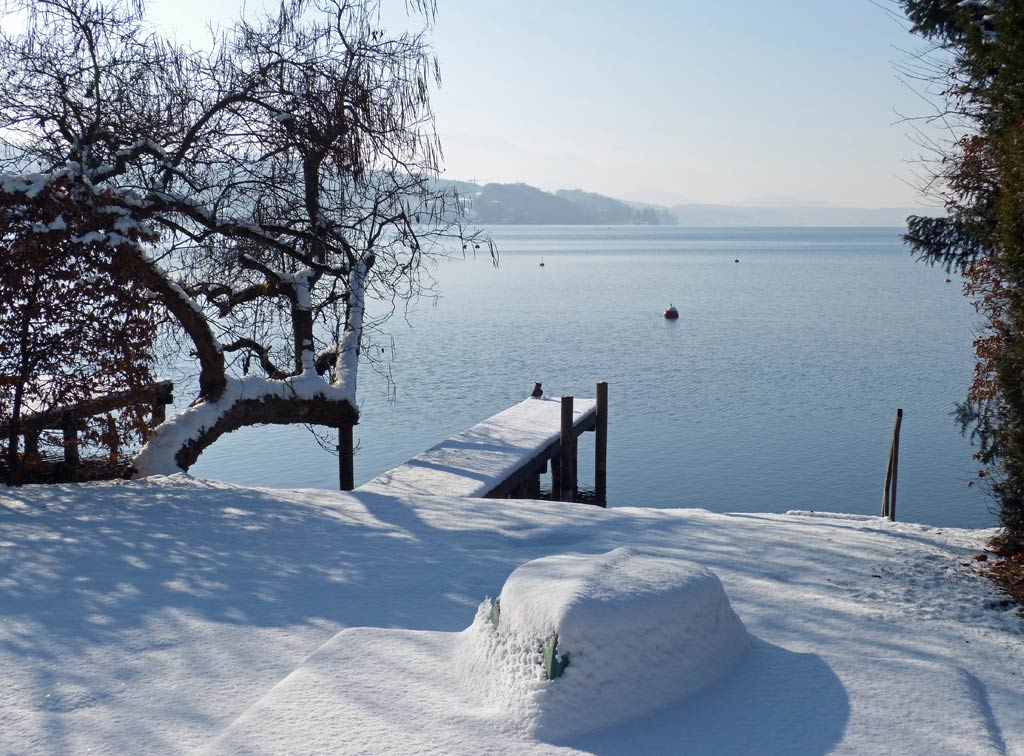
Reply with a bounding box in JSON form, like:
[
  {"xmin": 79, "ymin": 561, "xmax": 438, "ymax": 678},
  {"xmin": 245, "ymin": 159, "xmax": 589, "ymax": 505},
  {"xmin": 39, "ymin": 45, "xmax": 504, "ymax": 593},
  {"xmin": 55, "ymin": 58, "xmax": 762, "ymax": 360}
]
[{"xmin": 191, "ymin": 226, "xmax": 994, "ymax": 528}]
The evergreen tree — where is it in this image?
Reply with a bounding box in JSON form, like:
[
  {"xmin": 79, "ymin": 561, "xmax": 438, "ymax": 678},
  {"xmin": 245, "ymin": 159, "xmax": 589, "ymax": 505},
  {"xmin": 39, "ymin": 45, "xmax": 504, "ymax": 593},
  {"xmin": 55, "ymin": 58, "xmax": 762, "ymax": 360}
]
[{"xmin": 901, "ymin": 0, "xmax": 1024, "ymax": 551}]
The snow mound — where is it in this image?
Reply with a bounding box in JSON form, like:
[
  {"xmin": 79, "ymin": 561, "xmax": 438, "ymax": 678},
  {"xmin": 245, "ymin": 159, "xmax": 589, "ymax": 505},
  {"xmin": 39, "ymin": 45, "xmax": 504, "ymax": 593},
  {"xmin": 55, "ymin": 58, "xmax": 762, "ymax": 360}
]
[{"xmin": 456, "ymin": 547, "xmax": 750, "ymax": 741}]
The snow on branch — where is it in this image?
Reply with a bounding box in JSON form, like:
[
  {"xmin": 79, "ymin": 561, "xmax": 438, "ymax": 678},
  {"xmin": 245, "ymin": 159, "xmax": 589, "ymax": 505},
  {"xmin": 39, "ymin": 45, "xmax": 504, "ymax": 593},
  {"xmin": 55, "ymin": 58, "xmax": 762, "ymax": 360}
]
[
  {"xmin": 132, "ymin": 372, "xmax": 355, "ymax": 476},
  {"xmin": 333, "ymin": 255, "xmax": 372, "ymax": 396}
]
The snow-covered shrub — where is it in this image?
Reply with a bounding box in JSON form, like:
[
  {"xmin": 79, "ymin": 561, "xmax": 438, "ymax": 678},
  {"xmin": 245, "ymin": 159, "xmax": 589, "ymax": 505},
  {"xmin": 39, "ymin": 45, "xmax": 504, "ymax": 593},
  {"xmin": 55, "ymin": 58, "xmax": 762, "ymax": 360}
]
[{"xmin": 456, "ymin": 547, "xmax": 750, "ymax": 741}]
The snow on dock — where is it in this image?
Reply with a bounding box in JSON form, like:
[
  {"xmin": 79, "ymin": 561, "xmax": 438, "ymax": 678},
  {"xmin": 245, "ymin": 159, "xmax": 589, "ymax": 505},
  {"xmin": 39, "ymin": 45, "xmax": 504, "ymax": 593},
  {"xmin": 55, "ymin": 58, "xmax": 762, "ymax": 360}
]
[{"xmin": 357, "ymin": 396, "xmax": 597, "ymax": 499}]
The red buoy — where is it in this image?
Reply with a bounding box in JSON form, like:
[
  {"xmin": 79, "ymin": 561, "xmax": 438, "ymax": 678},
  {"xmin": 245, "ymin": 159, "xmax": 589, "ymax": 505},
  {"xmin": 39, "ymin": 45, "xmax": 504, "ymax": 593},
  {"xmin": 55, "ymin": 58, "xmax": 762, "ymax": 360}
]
[{"xmin": 664, "ymin": 305, "xmax": 679, "ymax": 320}]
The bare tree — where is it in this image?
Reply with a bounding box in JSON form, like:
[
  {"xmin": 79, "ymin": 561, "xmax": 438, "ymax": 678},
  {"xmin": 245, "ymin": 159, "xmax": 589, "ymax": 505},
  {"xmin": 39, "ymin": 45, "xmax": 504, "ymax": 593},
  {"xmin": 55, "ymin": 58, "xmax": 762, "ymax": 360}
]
[{"xmin": 0, "ymin": 0, "xmax": 488, "ymax": 476}]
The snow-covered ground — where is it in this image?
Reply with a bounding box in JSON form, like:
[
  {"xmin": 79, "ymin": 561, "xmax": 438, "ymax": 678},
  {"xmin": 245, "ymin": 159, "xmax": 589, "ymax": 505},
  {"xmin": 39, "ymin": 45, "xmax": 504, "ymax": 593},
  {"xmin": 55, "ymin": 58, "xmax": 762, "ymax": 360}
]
[{"xmin": 1, "ymin": 475, "xmax": 1022, "ymax": 755}]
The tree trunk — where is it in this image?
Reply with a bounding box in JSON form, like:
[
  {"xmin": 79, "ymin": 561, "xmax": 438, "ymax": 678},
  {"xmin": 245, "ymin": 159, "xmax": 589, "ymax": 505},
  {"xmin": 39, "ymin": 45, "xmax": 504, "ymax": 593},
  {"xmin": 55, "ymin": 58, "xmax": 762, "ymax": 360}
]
[{"xmin": 133, "ymin": 255, "xmax": 227, "ymax": 400}]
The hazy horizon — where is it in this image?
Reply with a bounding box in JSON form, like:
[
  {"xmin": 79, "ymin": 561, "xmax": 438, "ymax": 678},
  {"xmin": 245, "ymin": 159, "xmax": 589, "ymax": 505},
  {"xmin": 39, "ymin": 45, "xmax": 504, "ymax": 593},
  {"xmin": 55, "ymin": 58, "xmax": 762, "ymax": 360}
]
[{"xmin": 453, "ymin": 179, "xmax": 938, "ymax": 211}]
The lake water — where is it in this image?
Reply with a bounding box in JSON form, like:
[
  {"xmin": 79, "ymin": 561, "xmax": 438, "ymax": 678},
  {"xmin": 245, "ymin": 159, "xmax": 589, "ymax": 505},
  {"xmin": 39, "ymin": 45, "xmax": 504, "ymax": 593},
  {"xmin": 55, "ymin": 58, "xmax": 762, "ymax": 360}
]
[{"xmin": 190, "ymin": 226, "xmax": 995, "ymax": 529}]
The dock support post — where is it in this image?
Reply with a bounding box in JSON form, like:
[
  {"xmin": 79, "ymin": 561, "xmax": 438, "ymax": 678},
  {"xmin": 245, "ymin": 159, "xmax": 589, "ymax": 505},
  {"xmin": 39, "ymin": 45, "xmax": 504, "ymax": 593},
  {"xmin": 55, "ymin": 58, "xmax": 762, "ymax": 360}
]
[
  {"xmin": 526, "ymin": 470, "xmax": 542, "ymax": 498},
  {"xmin": 559, "ymin": 396, "xmax": 575, "ymax": 502},
  {"xmin": 881, "ymin": 408, "xmax": 903, "ymax": 521},
  {"xmin": 595, "ymin": 381, "xmax": 608, "ymax": 507},
  {"xmin": 339, "ymin": 424, "xmax": 355, "ymax": 491}
]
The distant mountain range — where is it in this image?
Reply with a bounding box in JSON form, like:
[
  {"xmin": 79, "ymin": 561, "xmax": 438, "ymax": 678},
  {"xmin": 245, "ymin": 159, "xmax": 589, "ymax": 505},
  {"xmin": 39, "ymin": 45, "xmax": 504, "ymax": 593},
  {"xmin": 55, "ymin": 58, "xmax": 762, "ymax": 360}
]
[{"xmin": 445, "ymin": 179, "xmax": 942, "ymax": 227}]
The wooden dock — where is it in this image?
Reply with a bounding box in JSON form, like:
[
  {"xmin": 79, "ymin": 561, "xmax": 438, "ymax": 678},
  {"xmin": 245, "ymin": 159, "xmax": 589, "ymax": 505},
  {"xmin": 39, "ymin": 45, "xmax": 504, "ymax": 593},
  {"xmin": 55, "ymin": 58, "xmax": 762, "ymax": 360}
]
[{"xmin": 356, "ymin": 383, "xmax": 608, "ymax": 505}]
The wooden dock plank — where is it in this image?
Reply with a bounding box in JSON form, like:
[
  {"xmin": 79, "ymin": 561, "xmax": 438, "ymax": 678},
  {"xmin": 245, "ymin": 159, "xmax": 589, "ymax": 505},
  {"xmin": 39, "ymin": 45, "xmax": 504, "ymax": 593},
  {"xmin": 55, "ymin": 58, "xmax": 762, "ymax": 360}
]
[{"xmin": 356, "ymin": 397, "xmax": 597, "ymax": 499}]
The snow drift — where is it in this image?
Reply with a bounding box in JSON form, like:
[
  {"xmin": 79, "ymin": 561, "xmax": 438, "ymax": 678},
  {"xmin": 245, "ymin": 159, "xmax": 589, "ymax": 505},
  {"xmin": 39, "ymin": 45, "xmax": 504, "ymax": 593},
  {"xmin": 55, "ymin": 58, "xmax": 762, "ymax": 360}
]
[{"xmin": 456, "ymin": 547, "xmax": 750, "ymax": 741}]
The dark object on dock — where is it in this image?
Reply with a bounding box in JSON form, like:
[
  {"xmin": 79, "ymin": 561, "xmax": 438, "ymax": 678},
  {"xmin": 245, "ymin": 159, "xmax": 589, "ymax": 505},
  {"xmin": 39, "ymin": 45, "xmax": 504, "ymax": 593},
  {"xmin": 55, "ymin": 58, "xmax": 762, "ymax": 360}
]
[
  {"xmin": 664, "ymin": 305, "xmax": 679, "ymax": 320},
  {"xmin": 532, "ymin": 382, "xmax": 544, "ymax": 398},
  {"xmin": 881, "ymin": 408, "xmax": 903, "ymax": 521},
  {"xmin": 1, "ymin": 381, "xmax": 174, "ymax": 484}
]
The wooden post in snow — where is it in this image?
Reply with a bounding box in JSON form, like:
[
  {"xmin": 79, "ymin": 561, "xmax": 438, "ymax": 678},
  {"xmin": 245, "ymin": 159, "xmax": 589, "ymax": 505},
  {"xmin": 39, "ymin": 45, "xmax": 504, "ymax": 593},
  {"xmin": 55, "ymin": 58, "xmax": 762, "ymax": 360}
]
[
  {"xmin": 61, "ymin": 412, "xmax": 79, "ymax": 465},
  {"xmin": 24, "ymin": 429, "xmax": 39, "ymax": 461},
  {"xmin": 559, "ymin": 396, "xmax": 575, "ymax": 502},
  {"xmin": 151, "ymin": 382, "xmax": 173, "ymax": 427},
  {"xmin": 881, "ymin": 408, "xmax": 903, "ymax": 521},
  {"xmin": 339, "ymin": 424, "xmax": 355, "ymax": 491},
  {"xmin": 595, "ymin": 381, "xmax": 608, "ymax": 507}
]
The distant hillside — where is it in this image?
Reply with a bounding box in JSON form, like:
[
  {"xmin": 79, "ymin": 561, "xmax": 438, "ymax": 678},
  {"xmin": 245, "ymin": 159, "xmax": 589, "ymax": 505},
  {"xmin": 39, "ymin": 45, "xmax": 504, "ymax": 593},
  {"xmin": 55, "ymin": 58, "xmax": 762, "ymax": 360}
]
[
  {"xmin": 450, "ymin": 181, "xmax": 674, "ymax": 225},
  {"xmin": 442, "ymin": 178, "xmax": 940, "ymax": 227},
  {"xmin": 554, "ymin": 189, "xmax": 674, "ymax": 225}
]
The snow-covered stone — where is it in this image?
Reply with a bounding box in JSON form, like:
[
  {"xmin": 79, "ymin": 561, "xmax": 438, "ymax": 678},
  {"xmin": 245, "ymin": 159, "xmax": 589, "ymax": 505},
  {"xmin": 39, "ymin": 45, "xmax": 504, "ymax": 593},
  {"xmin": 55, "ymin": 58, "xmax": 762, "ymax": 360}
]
[{"xmin": 457, "ymin": 548, "xmax": 750, "ymax": 740}]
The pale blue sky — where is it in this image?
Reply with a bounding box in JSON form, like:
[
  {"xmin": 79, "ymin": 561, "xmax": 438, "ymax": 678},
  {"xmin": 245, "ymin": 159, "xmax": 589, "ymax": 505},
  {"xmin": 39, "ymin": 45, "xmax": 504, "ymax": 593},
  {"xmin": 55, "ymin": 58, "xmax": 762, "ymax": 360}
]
[{"xmin": 145, "ymin": 0, "xmax": 932, "ymax": 208}]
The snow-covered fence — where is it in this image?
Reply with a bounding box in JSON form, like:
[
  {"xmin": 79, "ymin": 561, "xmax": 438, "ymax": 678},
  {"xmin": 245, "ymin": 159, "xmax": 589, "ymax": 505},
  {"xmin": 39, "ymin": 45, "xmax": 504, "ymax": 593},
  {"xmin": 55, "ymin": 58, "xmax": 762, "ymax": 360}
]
[{"xmin": 1, "ymin": 381, "xmax": 173, "ymax": 481}]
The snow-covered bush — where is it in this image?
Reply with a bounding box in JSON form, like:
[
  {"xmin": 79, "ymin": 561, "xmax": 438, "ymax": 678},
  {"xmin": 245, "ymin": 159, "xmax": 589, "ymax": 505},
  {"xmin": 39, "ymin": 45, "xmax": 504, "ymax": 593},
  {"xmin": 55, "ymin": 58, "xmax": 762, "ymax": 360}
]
[{"xmin": 456, "ymin": 547, "xmax": 750, "ymax": 741}]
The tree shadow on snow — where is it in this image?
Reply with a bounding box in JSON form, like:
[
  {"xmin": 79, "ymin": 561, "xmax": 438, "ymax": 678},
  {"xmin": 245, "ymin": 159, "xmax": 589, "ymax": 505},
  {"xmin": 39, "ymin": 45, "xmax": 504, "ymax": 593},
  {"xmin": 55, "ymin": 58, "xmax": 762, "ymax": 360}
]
[
  {"xmin": 0, "ymin": 478, "xmax": 601, "ymax": 656},
  {"xmin": 565, "ymin": 639, "xmax": 849, "ymax": 756},
  {"xmin": 0, "ymin": 477, "xmax": 617, "ymax": 754}
]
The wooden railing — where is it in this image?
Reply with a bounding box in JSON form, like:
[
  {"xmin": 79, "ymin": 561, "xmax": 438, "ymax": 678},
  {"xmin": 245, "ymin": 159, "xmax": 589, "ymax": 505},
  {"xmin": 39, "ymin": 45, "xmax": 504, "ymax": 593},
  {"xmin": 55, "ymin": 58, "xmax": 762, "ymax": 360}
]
[{"xmin": 1, "ymin": 381, "xmax": 173, "ymax": 476}]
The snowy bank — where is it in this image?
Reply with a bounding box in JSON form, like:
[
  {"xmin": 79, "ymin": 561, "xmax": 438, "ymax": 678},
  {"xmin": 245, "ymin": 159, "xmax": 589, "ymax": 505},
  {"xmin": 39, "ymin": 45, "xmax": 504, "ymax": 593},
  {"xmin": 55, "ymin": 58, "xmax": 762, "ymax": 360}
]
[{"xmin": 1, "ymin": 477, "xmax": 1021, "ymax": 755}]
